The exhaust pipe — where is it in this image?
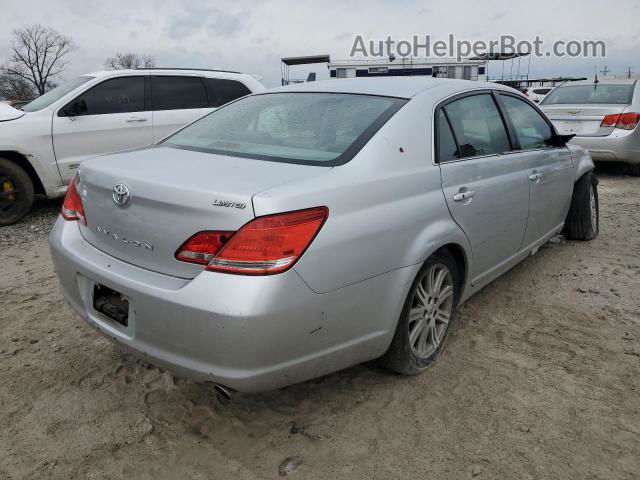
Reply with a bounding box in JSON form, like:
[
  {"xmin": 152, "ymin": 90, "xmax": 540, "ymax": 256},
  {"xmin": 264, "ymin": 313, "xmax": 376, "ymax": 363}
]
[{"xmin": 214, "ymin": 384, "xmax": 232, "ymax": 403}]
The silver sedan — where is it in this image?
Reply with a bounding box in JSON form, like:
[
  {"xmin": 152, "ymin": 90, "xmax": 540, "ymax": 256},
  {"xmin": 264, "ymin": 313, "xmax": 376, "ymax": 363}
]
[
  {"xmin": 49, "ymin": 78, "xmax": 598, "ymax": 393},
  {"xmin": 540, "ymin": 78, "xmax": 640, "ymax": 175}
]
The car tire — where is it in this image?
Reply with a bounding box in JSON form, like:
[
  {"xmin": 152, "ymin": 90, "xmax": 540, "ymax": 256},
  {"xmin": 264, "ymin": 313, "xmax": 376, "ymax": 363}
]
[
  {"xmin": 381, "ymin": 249, "xmax": 460, "ymax": 375},
  {"xmin": 564, "ymin": 171, "xmax": 599, "ymax": 241},
  {"xmin": 628, "ymin": 163, "xmax": 640, "ymax": 177},
  {"xmin": 0, "ymin": 158, "xmax": 35, "ymax": 226}
]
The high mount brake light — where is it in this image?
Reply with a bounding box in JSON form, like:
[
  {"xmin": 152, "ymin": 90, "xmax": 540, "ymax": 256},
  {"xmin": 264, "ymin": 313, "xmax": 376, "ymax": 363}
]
[
  {"xmin": 601, "ymin": 112, "xmax": 640, "ymax": 130},
  {"xmin": 175, "ymin": 207, "xmax": 329, "ymax": 275},
  {"xmin": 61, "ymin": 175, "xmax": 87, "ymax": 225}
]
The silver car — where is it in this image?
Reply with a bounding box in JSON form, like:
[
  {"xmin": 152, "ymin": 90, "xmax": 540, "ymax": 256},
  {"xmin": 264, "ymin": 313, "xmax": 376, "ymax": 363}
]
[
  {"xmin": 49, "ymin": 78, "xmax": 599, "ymax": 393},
  {"xmin": 540, "ymin": 78, "xmax": 640, "ymax": 175}
]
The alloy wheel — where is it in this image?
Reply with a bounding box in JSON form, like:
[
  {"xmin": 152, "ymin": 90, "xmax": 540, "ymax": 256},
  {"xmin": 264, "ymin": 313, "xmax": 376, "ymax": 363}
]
[{"xmin": 408, "ymin": 263, "xmax": 454, "ymax": 358}]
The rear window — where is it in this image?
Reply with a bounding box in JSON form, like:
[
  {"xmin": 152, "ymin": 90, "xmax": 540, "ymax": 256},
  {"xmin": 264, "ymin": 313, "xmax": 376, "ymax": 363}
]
[
  {"xmin": 163, "ymin": 93, "xmax": 406, "ymax": 165},
  {"xmin": 541, "ymin": 84, "xmax": 634, "ymax": 105},
  {"xmin": 206, "ymin": 78, "xmax": 251, "ymax": 107},
  {"xmin": 152, "ymin": 76, "xmax": 208, "ymax": 110}
]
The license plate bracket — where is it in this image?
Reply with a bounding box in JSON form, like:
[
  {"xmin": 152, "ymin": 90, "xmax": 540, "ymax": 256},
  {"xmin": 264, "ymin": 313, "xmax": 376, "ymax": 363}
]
[{"xmin": 93, "ymin": 284, "xmax": 129, "ymax": 327}]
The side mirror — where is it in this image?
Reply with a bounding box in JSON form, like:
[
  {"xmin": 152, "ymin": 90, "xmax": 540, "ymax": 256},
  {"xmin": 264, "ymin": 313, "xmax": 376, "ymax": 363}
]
[
  {"xmin": 552, "ymin": 133, "xmax": 574, "ymax": 147},
  {"xmin": 64, "ymin": 98, "xmax": 88, "ymax": 117}
]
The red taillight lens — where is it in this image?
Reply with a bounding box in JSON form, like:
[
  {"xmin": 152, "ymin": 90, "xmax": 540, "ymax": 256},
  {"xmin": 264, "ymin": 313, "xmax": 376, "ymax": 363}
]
[
  {"xmin": 616, "ymin": 112, "xmax": 640, "ymax": 130},
  {"xmin": 600, "ymin": 113, "xmax": 620, "ymax": 127},
  {"xmin": 601, "ymin": 112, "xmax": 640, "ymax": 130},
  {"xmin": 61, "ymin": 175, "xmax": 87, "ymax": 225},
  {"xmin": 175, "ymin": 231, "xmax": 234, "ymax": 265},
  {"xmin": 175, "ymin": 207, "xmax": 328, "ymax": 275}
]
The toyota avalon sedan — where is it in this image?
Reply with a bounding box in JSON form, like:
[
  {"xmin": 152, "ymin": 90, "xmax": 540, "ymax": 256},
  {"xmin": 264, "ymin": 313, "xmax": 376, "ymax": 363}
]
[{"xmin": 50, "ymin": 78, "xmax": 599, "ymax": 393}]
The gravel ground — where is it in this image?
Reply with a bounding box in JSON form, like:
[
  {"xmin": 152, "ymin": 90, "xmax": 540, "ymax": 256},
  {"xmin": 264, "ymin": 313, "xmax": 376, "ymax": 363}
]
[
  {"xmin": 0, "ymin": 197, "xmax": 61, "ymax": 247},
  {"xmin": 0, "ymin": 171, "xmax": 639, "ymax": 480}
]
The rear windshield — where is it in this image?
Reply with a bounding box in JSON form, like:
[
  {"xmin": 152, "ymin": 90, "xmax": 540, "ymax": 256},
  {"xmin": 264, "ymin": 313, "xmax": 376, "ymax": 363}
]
[
  {"xmin": 163, "ymin": 92, "xmax": 406, "ymax": 165},
  {"xmin": 541, "ymin": 84, "xmax": 634, "ymax": 105}
]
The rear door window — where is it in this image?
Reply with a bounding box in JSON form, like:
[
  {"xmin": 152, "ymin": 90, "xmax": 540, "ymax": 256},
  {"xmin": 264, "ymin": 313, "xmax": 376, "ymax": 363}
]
[
  {"xmin": 66, "ymin": 76, "xmax": 145, "ymax": 116},
  {"xmin": 436, "ymin": 110, "xmax": 458, "ymax": 162},
  {"xmin": 443, "ymin": 94, "xmax": 511, "ymax": 158},
  {"xmin": 500, "ymin": 94, "xmax": 553, "ymax": 149},
  {"xmin": 152, "ymin": 76, "xmax": 209, "ymax": 111},
  {"xmin": 206, "ymin": 78, "xmax": 252, "ymax": 107}
]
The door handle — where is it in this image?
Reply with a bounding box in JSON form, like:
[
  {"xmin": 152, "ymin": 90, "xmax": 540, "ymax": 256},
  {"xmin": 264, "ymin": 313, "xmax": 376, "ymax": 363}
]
[
  {"xmin": 529, "ymin": 171, "xmax": 542, "ymax": 183},
  {"xmin": 126, "ymin": 117, "xmax": 148, "ymax": 123},
  {"xmin": 453, "ymin": 190, "xmax": 475, "ymax": 202}
]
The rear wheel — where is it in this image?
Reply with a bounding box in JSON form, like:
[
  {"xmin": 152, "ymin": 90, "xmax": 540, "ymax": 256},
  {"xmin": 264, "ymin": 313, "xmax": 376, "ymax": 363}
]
[
  {"xmin": 381, "ymin": 249, "xmax": 460, "ymax": 375},
  {"xmin": 628, "ymin": 163, "xmax": 640, "ymax": 177},
  {"xmin": 0, "ymin": 158, "xmax": 35, "ymax": 226},
  {"xmin": 564, "ymin": 171, "xmax": 599, "ymax": 241}
]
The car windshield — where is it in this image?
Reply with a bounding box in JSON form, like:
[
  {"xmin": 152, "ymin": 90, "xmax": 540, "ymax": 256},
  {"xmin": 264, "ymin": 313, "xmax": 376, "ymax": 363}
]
[
  {"xmin": 541, "ymin": 84, "xmax": 634, "ymax": 105},
  {"xmin": 22, "ymin": 76, "xmax": 94, "ymax": 112},
  {"xmin": 164, "ymin": 92, "xmax": 406, "ymax": 165}
]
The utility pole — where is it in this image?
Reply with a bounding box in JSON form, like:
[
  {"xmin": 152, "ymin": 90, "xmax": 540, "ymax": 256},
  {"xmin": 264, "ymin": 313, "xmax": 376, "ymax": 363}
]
[
  {"xmin": 626, "ymin": 66, "xmax": 633, "ymax": 79},
  {"xmin": 599, "ymin": 66, "xmax": 610, "ymax": 76}
]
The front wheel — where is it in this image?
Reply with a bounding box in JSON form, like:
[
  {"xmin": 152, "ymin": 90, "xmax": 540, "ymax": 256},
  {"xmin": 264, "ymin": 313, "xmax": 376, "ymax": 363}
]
[
  {"xmin": 564, "ymin": 171, "xmax": 599, "ymax": 241},
  {"xmin": 0, "ymin": 158, "xmax": 35, "ymax": 226},
  {"xmin": 381, "ymin": 249, "xmax": 460, "ymax": 375}
]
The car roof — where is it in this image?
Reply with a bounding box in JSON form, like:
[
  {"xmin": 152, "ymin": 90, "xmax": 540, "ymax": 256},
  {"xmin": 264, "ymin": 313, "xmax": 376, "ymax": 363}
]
[
  {"xmin": 268, "ymin": 77, "xmax": 515, "ymax": 99},
  {"xmin": 82, "ymin": 69, "xmax": 253, "ymax": 80}
]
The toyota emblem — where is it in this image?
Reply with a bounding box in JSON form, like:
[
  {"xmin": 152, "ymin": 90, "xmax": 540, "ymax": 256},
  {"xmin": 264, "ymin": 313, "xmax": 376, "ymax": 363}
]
[{"xmin": 112, "ymin": 184, "xmax": 131, "ymax": 206}]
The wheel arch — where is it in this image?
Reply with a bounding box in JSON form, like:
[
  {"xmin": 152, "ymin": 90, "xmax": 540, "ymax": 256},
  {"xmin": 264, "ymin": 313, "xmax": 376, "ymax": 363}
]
[
  {"xmin": 438, "ymin": 243, "xmax": 468, "ymax": 295},
  {"xmin": 0, "ymin": 150, "xmax": 45, "ymax": 195},
  {"xmin": 407, "ymin": 217, "xmax": 472, "ymax": 305},
  {"xmin": 568, "ymin": 145, "xmax": 595, "ymax": 182}
]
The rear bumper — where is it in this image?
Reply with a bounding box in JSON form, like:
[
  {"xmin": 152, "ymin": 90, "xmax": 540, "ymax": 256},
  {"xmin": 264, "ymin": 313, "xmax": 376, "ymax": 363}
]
[
  {"xmin": 570, "ymin": 130, "xmax": 640, "ymax": 164},
  {"xmin": 49, "ymin": 217, "xmax": 414, "ymax": 392}
]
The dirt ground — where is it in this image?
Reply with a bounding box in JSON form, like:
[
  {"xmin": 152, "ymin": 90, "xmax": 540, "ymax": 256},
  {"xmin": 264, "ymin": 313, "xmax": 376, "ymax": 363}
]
[{"xmin": 1, "ymin": 171, "xmax": 639, "ymax": 480}]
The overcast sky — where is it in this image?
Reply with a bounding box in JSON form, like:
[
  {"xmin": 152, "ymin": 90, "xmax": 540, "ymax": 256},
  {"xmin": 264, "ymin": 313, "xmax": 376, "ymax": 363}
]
[{"xmin": 1, "ymin": 0, "xmax": 639, "ymax": 87}]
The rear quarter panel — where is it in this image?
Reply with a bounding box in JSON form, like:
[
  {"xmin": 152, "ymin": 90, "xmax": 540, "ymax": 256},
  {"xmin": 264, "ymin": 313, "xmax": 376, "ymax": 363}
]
[{"xmin": 252, "ymin": 94, "xmax": 471, "ymax": 294}]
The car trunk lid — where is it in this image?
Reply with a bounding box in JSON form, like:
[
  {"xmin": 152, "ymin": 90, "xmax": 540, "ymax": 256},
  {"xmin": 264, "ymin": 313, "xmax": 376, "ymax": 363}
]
[
  {"xmin": 78, "ymin": 146, "xmax": 329, "ymax": 278},
  {"xmin": 541, "ymin": 104, "xmax": 629, "ymax": 137}
]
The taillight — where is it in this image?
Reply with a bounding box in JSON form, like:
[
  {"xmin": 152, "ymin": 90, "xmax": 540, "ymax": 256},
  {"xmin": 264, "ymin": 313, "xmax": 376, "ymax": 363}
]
[
  {"xmin": 176, "ymin": 207, "xmax": 328, "ymax": 275},
  {"xmin": 61, "ymin": 174, "xmax": 87, "ymax": 225},
  {"xmin": 600, "ymin": 112, "xmax": 640, "ymax": 130},
  {"xmin": 616, "ymin": 112, "xmax": 640, "ymax": 130},
  {"xmin": 175, "ymin": 231, "xmax": 234, "ymax": 265},
  {"xmin": 600, "ymin": 113, "xmax": 619, "ymax": 127}
]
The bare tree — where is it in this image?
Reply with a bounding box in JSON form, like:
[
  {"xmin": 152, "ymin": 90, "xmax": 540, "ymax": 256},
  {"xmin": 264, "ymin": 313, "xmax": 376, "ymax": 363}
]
[
  {"xmin": 0, "ymin": 24, "xmax": 76, "ymax": 95},
  {"xmin": 105, "ymin": 52, "xmax": 156, "ymax": 70},
  {"xmin": 0, "ymin": 73, "xmax": 35, "ymax": 101}
]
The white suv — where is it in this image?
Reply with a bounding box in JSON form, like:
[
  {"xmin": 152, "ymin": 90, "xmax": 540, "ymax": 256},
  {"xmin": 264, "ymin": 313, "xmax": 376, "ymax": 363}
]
[{"xmin": 0, "ymin": 68, "xmax": 265, "ymax": 225}]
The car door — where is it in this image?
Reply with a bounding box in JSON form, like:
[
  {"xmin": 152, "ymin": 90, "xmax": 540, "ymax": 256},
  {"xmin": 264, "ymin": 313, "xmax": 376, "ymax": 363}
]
[
  {"xmin": 436, "ymin": 92, "xmax": 530, "ymax": 286},
  {"xmin": 150, "ymin": 76, "xmax": 213, "ymax": 142},
  {"xmin": 497, "ymin": 93, "xmax": 575, "ymax": 249},
  {"xmin": 52, "ymin": 75, "xmax": 152, "ymax": 182}
]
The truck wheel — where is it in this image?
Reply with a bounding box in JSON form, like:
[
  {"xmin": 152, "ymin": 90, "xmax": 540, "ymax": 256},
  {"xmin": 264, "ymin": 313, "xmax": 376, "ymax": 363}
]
[
  {"xmin": 0, "ymin": 158, "xmax": 35, "ymax": 226},
  {"xmin": 564, "ymin": 171, "xmax": 599, "ymax": 241},
  {"xmin": 628, "ymin": 163, "xmax": 640, "ymax": 177},
  {"xmin": 381, "ymin": 249, "xmax": 460, "ymax": 375}
]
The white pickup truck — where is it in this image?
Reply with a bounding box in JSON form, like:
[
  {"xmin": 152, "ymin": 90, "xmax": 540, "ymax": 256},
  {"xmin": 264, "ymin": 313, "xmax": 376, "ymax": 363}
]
[{"xmin": 0, "ymin": 68, "xmax": 265, "ymax": 225}]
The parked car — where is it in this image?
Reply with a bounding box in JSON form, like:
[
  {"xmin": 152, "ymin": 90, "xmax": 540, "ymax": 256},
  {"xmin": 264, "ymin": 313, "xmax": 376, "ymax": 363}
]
[
  {"xmin": 0, "ymin": 68, "xmax": 265, "ymax": 225},
  {"xmin": 540, "ymin": 78, "xmax": 640, "ymax": 175},
  {"xmin": 524, "ymin": 86, "xmax": 554, "ymax": 103},
  {"xmin": 49, "ymin": 78, "xmax": 598, "ymax": 393}
]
